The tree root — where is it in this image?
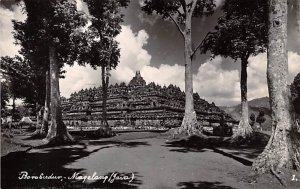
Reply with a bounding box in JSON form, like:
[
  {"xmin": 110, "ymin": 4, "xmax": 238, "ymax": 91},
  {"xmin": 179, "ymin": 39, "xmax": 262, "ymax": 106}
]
[
  {"xmin": 42, "ymin": 135, "xmax": 75, "ymax": 147},
  {"xmin": 44, "ymin": 130, "xmax": 75, "ymax": 147},
  {"xmin": 270, "ymin": 166, "xmax": 287, "ymax": 187},
  {"xmin": 230, "ymin": 120, "xmax": 253, "ymax": 145},
  {"xmin": 28, "ymin": 130, "xmax": 47, "ymax": 139},
  {"xmin": 169, "ymin": 111, "xmax": 205, "ymax": 138},
  {"xmin": 170, "ymin": 126, "xmax": 206, "ymax": 139},
  {"xmin": 95, "ymin": 126, "xmax": 116, "ymax": 138}
]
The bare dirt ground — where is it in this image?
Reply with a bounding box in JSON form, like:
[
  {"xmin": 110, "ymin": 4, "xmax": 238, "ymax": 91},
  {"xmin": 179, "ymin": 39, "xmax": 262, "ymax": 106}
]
[{"xmin": 1, "ymin": 130, "xmax": 300, "ymax": 189}]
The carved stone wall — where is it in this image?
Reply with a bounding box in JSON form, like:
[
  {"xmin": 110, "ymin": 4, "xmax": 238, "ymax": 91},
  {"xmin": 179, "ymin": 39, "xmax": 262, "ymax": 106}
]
[{"xmin": 61, "ymin": 71, "xmax": 237, "ymax": 129}]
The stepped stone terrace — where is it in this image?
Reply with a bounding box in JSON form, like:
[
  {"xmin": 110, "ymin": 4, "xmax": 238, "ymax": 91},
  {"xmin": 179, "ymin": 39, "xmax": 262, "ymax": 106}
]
[{"xmin": 61, "ymin": 71, "xmax": 237, "ymax": 130}]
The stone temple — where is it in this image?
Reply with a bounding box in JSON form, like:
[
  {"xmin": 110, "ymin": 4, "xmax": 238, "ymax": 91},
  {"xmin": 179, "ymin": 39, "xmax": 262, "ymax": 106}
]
[{"xmin": 61, "ymin": 71, "xmax": 236, "ymax": 130}]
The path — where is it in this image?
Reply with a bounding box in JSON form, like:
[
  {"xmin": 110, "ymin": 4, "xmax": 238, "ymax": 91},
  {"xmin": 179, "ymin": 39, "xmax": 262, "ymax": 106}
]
[{"xmin": 1, "ymin": 132, "xmax": 298, "ymax": 189}]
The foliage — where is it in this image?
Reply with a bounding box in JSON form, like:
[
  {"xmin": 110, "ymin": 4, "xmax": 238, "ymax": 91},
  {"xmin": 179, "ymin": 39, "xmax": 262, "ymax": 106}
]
[
  {"xmin": 80, "ymin": 0, "xmax": 129, "ymax": 69},
  {"xmin": 249, "ymin": 113, "xmax": 256, "ymax": 126},
  {"xmin": 9, "ymin": 0, "xmax": 87, "ymax": 105},
  {"xmin": 0, "ymin": 56, "xmax": 44, "ymax": 105},
  {"xmin": 1, "ymin": 80, "xmax": 10, "ymax": 109},
  {"xmin": 141, "ymin": 0, "xmax": 215, "ymax": 25},
  {"xmin": 79, "ymin": 0, "xmax": 129, "ymax": 127},
  {"xmin": 15, "ymin": 0, "xmax": 87, "ymax": 68},
  {"xmin": 256, "ymin": 110, "xmax": 266, "ymax": 125},
  {"xmin": 201, "ymin": 0, "xmax": 268, "ymax": 60},
  {"xmin": 291, "ymin": 72, "xmax": 300, "ymax": 115}
]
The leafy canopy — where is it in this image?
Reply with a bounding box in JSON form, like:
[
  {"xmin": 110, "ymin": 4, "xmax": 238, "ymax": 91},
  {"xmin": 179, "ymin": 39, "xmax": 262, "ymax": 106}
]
[
  {"xmin": 0, "ymin": 56, "xmax": 45, "ymax": 105},
  {"xmin": 141, "ymin": 0, "xmax": 215, "ymax": 25},
  {"xmin": 291, "ymin": 73, "xmax": 300, "ymax": 115},
  {"xmin": 201, "ymin": 0, "xmax": 268, "ymax": 60},
  {"xmin": 80, "ymin": 0, "xmax": 129, "ymax": 69},
  {"xmin": 14, "ymin": 0, "xmax": 87, "ymax": 67}
]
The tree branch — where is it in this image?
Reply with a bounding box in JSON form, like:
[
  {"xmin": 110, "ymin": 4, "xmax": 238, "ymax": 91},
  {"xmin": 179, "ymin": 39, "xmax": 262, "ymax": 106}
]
[
  {"xmin": 179, "ymin": 0, "xmax": 187, "ymax": 15},
  {"xmin": 190, "ymin": 0, "xmax": 198, "ymax": 15},
  {"xmin": 176, "ymin": 9, "xmax": 184, "ymax": 18},
  {"xmin": 167, "ymin": 13, "xmax": 185, "ymax": 38},
  {"xmin": 190, "ymin": 31, "xmax": 215, "ymax": 58}
]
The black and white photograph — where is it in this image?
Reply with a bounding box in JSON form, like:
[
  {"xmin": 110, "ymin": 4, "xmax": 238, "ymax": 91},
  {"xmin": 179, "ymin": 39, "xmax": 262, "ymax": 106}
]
[{"xmin": 0, "ymin": 0, "xmax": 300, "ymax": 188}]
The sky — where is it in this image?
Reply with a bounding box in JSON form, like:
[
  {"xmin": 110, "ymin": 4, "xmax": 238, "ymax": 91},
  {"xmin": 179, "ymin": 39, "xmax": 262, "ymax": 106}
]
[{"xmin": 0, "ymin": 0, "xmax": 299, "ymax": 106}]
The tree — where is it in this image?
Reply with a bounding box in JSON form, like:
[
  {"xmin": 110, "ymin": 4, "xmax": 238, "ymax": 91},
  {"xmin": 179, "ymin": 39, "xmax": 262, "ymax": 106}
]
[
  {"xmin": 291, "ymin": 73, "xmax": 300, "ymax": 116},
  {"xmin": 0, "ymin": 56, "xmax": 42, "ymax": 121},
  {"xmin": 249, "ymin": 113, "xmax": 256, "ymax": 127},
  {"xmin": 1, "ymin": 80, "xmax": 10, "ymax": 110},
  {"xmin": 81, "ymin": 0, "xmax": 129, "ymax": 136},
  {"xmin": 142, "ymin": 0, "xmax": 215, "ymax": 136},
  {"xmin": 256, "ymin": 110, "xmax": 266, "ymax": 130},
  {"xmin": 18, "ymin": 0, "xmax": 87, "ymax": 144},
  {"xmin": 12, "ymin": 1, "xmax": 51, "ymax": 137},
  {"xmin": 201, "ymin": 0, "xmax": 268, "ymax": 141},
  {"xmin": 252, "ymin": 0, "xmax": 300, "ymax": 184}
]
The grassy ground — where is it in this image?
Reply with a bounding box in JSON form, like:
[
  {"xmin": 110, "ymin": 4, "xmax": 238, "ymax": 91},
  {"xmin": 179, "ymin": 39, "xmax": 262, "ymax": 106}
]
[{"xmin": 1, "ymin": 128, "xmax": 33, "ymax": 156}]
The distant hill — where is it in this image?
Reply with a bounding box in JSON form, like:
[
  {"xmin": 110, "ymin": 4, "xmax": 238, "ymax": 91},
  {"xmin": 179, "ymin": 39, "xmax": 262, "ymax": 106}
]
[
  {"xmin": 220, "ymin": 97, "xmax": 271, "ymax": 131},
  {"xmin": 248, "ymin": 97, "xmax": 270, "ymax": 109}
]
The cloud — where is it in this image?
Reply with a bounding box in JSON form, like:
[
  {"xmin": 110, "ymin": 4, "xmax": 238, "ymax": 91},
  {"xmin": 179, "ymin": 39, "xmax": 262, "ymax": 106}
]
[
  {"xmin": 193, "ymin": 56, "xmax": 240, "ymax": 105},
  {"xmin": 0, "ymin": 3, "xmax": 26, "ymax": 57},
  {"xmin": 61, "ymin": 22, "xmax": 299, "ymax": 107},
  {"xmin": 2, "ymin": 2, "xmax": 296, "ymax": 107},
  {"xmin": 247, "ymin": 53, "xmax": 268, "ymax": 100},
  {"xmin": 141, "ymin": 64, "xmax": 185, "ymax": 89},
  {"xmin": 61, "ymin": 25, "xmax": 152, "ymax": 97},
  {"xmin": 246, "ymin": 51, "xmax": 300, "ymax": 102},
  {"xmin": 191, "ymin": 51, "xmax": 300, "ymax": 106},
  {"xmin": 138, "ymin": 0, "xmax": 145, "ymax": 7},
  {"xmin": 111, "ymin": 25, "xmax": 151, "ymax": 83},
  {"xmin": 60, "ymin": 64, "xmax": 101, "ymax": 97},
  {"xmin": 75, "ymin": 0, "xmax": 89, "ymax": 15},
  {"xmin": 288, "ymin": 51, "xmax": 300, "ymax": 81}
]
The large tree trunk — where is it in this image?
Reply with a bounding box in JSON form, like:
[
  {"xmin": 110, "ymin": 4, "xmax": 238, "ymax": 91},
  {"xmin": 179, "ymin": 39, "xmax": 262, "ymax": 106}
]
[
  {"xmin": 232, "ymin": 58, "xmax": 253, "ymax": 141},
  {"xmin": 36, "ymin": 105, "xmax": 42, "ymax": 130},
  {"xmin": 30, "ymin": 71, "xmax": 50, "ymax": 138},
  {"xmin": 252, "ymin": 0, "xmax": 300, "ymax": 177},
  {"xmin": 96, "ymin": 65, "xmax": 114, "ymax": 137},
  {"xmin": 30, "ymin": 103, "xmax": 43, "ymax": 137},
  {"xmin": 45, "ymin": 43, "xmax": 73, "ymax": 145},
  {"xmin": 172, "ymin": 9, "xmax": 202, "ymax": 137},
  {"xmin": 40, "ymin": 70, "xmax": 50, "ymax": 136},
  {"xmin": 101, "ymin": 65, "xmax": 108, "ymax": 126}
]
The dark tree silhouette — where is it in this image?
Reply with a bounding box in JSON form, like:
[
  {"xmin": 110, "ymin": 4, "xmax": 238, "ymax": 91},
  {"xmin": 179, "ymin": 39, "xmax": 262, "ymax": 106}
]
[
  {"xmin": 291, "ymin": 73, "xmax": 300, "ymax": 116},
  {"xmin": 256, "ymin": 110, "xmax": 266, "ymax": 130},
  {"xmin": 201, "ymin": 0, "xmax": 268, "ymax": 141},
  {"xmin": 0, "ymin": 56, "xmax": 44, "ymax": 122},
  {"xmin": 249, "ymin": 113, "xmax": 256, "ymax": 127},
  {"xmin": 80, "ymin": 0, "xmax": 129, "ymax": 136},
  {"xmin": 13, "ymin": 12, "xmax": 50, "ymax": 136},
  {"xmin": 0, "ymin": 80, "xmax": 9, "ymax": 110},
  {"xmin": 16, "ymin": 0, "xmax": 87, "ymax": 145}
]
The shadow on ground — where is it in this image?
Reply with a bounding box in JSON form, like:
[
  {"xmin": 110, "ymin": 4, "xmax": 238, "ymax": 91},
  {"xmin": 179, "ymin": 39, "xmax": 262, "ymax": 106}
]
[
  {"xmin": 219, "ymin": 147, "xmax": 264, "ymax": 160},
  {"xmin": 1, "ymin": 140, "xmax": 143, "ymax": 188},
  {"xmin": 164, "ymin": 135, "xmax": 255, "ymax": 166},
  {"xmin": 88, "ymin": 140, "xmax": 150, "ymax": 148},
  {"xmin": 177, "ymin": 181, "xmax": 237, "ymax": 189},
  {"xmin": 163, "ymin": 135, "xmax": 225, "ymax": 153}
]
